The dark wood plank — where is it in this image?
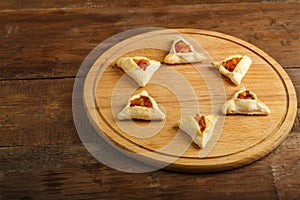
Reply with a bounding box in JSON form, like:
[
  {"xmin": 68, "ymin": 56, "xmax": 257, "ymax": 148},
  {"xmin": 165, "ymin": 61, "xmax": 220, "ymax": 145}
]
[
  {"xmin": 286, "ymin": 68, "xmax": 300, "ymax": 107},
  {"xmin": 1, "ymin": 3, "xmax": 300, "ymax": 80},
  {"xmin": 0, "ymin": 0, "xmax": 280, "ymax": 10},
  {"xmin": 292, "ymin": 109, "xmax": 300, "ymax": 134},
  {"xmin": 0, "ymin": 143, "xmax": 279, "ymax": 199},
  {"xmin": 269, "ymin": 129, "xmax": 300, "ymax": 199},
  {"xmin": 1, "ymin": 128, "xmax": 299, "ymax": 199},
  {"xmin": 0, "ymin": 78, "xmax": 80, "ymax": 146}
]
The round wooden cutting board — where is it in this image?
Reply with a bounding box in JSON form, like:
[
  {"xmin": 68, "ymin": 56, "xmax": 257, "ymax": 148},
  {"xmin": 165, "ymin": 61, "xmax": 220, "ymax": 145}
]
[{"xmin": 83, "ymin": 29, "xmax": 297, "ymax": 173}]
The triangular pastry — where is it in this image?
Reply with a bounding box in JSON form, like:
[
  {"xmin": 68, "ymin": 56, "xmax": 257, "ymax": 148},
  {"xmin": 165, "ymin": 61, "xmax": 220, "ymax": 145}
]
[
  {"xmin": 222, "ymin": 87, "xmax": 271, "ymax": 115},
  {"xmin": 116, "ymin": 56, "xmax": 161, "ymax": 87},
  {"xmin": 117, "ymin": 90, "xmax": 166, "ymax": 120},
  {"xmin": 176, "ymin": 114, "xmax": 218, "ymax": 148},
  {"xmin": 164, "ymin": 36, "xmax": 206, "ymax": 64},
  {"xmin": 213, "ymin": 55, "xmax": 252, "ymax": 85}
]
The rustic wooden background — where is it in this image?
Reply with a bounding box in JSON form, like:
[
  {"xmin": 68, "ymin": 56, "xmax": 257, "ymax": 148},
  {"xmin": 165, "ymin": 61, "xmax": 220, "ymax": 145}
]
[{"xmin": 1, "ymin": 0, "xmax": 299, "ymax": 199}]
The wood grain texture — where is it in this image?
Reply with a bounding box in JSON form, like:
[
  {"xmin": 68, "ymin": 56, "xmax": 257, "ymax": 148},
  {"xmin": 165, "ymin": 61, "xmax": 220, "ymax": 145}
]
[
  {"xmin": 83, "ymin": 29, "xmax": 297, "ymax": 172},
  {"xmin": 269, "ymin": 129, "xmax": 300, "ymax": 200},
  {"xmin": 1, "ymin": 1, "xmax": 300, "ymax": 199},
  {"xmin": 0, "ymin": 145, "xmax": 283, "ymax": 199},
  {"xmin": 0, "ymin": 78, "xmax": 80, "ymax": 146},
  {"xmin": 0, "ymin": 128, "xmax": 299, "ymax": 199},
  {"xmin": 1, "ymin": 3, "xmax": 300, "ymax": 80},
  {"xmin": 0, "ymin": 0, "xmax": 293, "ymax": 10},
  {"xmin": 286, "ymin": 68, "xmax": 300, "ymax": 106},
  {"xmin": 0, "ymin": 70, "xmax": 298, "ymax": 147}
]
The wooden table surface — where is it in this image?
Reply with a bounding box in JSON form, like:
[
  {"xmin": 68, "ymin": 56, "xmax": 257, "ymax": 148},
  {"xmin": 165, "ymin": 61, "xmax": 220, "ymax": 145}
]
[{"xmin": 1, "ymin": 1, "xmax": 299, "ymax": 199}]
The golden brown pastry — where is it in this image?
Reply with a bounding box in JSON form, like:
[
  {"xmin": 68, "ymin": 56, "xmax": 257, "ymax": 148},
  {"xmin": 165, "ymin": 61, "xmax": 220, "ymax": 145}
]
[
  {"xmin": 164, "ymin": 36, "xmax": 206, "ymax": 64},
  {"xmin": 222, "ymin": 87, "xmax": 271, "ymax": 115},
  {"xmin": 116, "ymin": 56, "xmax": 161, "ymax": 87},
  {"xmin": 176, "ymin": 114, "xmax": 218, "ymax": 148},
  {"xmin": 213, "ymin": 55, "xmax": 252, "ymax": 85},
  {"xmin": 117, "ymin": 90, "xmax": 166, "ymax": 120}
]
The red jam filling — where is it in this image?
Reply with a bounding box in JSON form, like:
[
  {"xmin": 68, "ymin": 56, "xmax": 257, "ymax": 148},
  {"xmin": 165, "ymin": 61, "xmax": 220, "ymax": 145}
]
[
  {"xmin": 237, "ymin": 90, "xmax": 255, "ymax": 100},
  {"xmin": 194, "ymin": 114, "xmax": 206, "ymax": 132},
  {"xmin": 175, "ymin": 40, "xmax": 192, "ymax": 53},
  {"xmin": 134, "ymin": 59, "xmax": 150, "ymax": 71},
  {"xmin": 222, "ymin": 57, "xmax": 242, "ymax": 72},
  {"xmin": 130, "ymin": 96, "xmax": 153, "ymax": 108}
]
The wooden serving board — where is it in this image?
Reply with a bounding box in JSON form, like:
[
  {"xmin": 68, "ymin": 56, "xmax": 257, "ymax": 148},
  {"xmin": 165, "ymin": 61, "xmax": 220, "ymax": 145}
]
[{"xmin": 83, "ymin": 29, "xmax": 297, "ymax": 173}]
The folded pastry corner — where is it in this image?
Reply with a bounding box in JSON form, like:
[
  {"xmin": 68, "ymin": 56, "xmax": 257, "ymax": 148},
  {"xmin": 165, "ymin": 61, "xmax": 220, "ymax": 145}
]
[
  {"xmin": 176, "ymin": 114, "xmax": 218, "ymax": 148},
  {"xmin": 222, "ymin": 87, "xmax": 271, "ymax": 115},
  {"xmin": 116, "ymin": 56, "xmax": 161, "ymax": 87},
  {"xmin": 164, "ymin": 36, "xmax": 206, "ymax": 64},
  {"xmin": 213, "ymin": 55, "xmax": 252, "ymax": 85},
  {"xmin": 117, "ymin": 90, "xmax": 166, "ymax": 121}
]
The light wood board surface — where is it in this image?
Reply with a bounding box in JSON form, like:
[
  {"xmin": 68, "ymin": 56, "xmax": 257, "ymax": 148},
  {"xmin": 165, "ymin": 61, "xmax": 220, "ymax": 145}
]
[{"xmin": 83, "ymin": 29, "xmax": 297, "ymax": 172}]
